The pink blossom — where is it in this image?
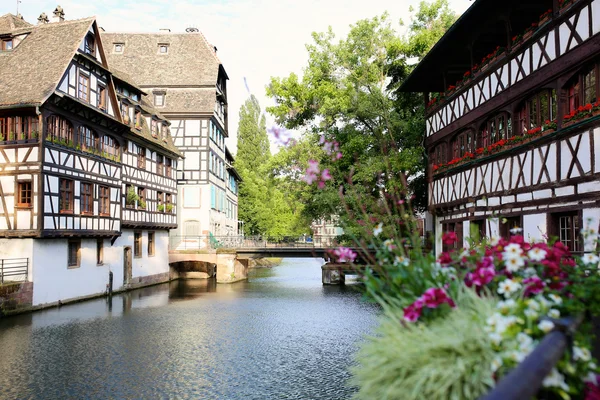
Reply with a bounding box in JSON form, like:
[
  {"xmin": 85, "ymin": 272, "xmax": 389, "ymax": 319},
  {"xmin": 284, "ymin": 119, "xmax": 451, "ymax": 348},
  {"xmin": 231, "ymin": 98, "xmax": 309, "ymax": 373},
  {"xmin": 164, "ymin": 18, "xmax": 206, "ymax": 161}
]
[
  {"xmin": 468, "ymin": 267, "xmax": 495, "ymax": 287},
  {"xmin": 268, "ymin": 126, "xmax": 292, "ymax": 146},
  {"xmin": 421, "ymin": 287, "xmax": 456, "ymax": 308},
  {"xmin": 334, "ymin": 247, "xmax": 357, "ymax": 263},
  {"xmin": 335, "ymin": 152, "xmax": 343, "ymax": 160},
  {"xmin": 318, "ymin": 181, "xmax": 325, "ymax": 189},
  {"xmin": 307, "ymin": 159, "xmax": 320, "ymax": 175},
  {"xmin": 523, "ymin": 275, "xmax": 545, "ymax": 296},
  {"xmin": 442, "ymin": 232, "xmax": 457, "ymax": 245},
  {"xmin": 319, "ymin": 135, "xmax": 326, "ymax": 145},
  {"xmin": 403, "ymin": 303, "xmax": 423, "ymax": 322},
  {"xmin": 321, "ymin": 169, "xmax": 332, "ymax": 181},
  {"xmin": 303, "ymin": 172, "xmax": 318, "ymax": 184}
]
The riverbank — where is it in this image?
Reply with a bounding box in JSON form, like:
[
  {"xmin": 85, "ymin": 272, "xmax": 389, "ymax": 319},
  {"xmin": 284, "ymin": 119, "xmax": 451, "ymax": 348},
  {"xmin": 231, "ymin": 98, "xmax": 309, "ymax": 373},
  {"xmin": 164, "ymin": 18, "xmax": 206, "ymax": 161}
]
[{"xmin": 250, "ymin": 257, "xmax": 283, "ymax": 268}]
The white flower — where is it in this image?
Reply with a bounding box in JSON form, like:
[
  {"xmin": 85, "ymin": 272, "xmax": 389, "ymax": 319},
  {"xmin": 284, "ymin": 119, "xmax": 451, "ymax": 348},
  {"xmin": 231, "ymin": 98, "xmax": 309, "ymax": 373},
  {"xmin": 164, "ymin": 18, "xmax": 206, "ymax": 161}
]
[
  {"xmin": 524, "ymin": 309, "xmax": 539, "ymax": 319},
  {"xmin": 543, "ymin": 368, "xmax": 570, "ymax": 391},
  {"xmin": 523, "ymin": 267, "xmax": 538, "ymax": 277},
  {"xmin": 373, "ymin": 223, "xmax": 383, "ymax": 237},
  {"xmin": 497, "ymin": 279, "xmax": 522, "ymax": 298},
  {"xmin": 526, "ymin": 299, "xmax": 540, "ymax": 311},
  {"xmin": 584, "ymin": 372, "xmax": 598, "ymax": 385},
  {"xmin": 548, "ymin": 309, "xmax": 560, "ymax": 319},
  {"xmin": 489, "ymin": 332, "xmax": 503, "ymax": 345},
  {"xmin": 509, "ymin": 350, "xmax": 528, "ymax": 363},
  {"xmin": 505, "ymin": 256, "xmax": 525, "ymax": 272},
  {"xmin": 496, "ymin": 299, "xmax": 516, "ymax": 313},
  {"xmin": 490, "ymin": 236, "xmax": 500, "ymax": 246},
  {"xmin": 517, "ymin": 333, "xmax": 534, "ymax": 351},
  {"xmin": 503, "ymin": 243, "xmax": 524, "ymax": 259},
  {"xmin": 491, "ymin": 357, "xmax": 503, "ymax": 373},
  {"xmin": 383, "ymin": 239, "xmax": 394, "ymax": 251},
  {"xmin": 528, "ymin": 247, "xmax": 547, "ymax": 262},
  {"xmin": 537, "ymin": 296, "xmax": 551, "ymax": 309},
  {"xmin": 574, "ymin": 346, "xmax": 592, "ymax": 362},
  {"xmin": 538, "ymin": 320, "xmax": 555, "ymax": 333},
  {"xmin": 394, "ymin": 256, "xmax": 409, "ymax": 267},
  {"xmin": 548, "ymin": 294, "xmax": 563, "ymax": 305},
  {"xmin": 582, "ymin": 253, "xmax": 600, "ymax": 266},
  {"xmin": 510, "ymin": 226, "xmax": 523, "ymax": 235}
]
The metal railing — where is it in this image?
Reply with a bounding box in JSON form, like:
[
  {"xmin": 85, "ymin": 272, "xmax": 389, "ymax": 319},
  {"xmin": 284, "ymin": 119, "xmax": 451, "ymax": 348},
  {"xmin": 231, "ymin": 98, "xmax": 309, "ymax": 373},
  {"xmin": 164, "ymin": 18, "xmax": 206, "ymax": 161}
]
[
  {"xmin": 0, "ymin": 257, "xmax": 29, "ymax": 284},
  {"xmin": 169, "ymin": 235, "xmax": 341, "ymax": 251},
  {"xmin": 480, "ymin": 315, "xmax": 582, "ymax": 400}
]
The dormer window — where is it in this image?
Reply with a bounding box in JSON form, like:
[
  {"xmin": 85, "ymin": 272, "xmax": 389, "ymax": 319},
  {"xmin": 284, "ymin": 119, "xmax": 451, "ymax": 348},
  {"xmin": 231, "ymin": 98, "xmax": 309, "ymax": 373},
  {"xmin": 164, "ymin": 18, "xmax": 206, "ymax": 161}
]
[
  {"xmin": 84, "ymin": 34, "xmax": 95, "ymax": 57},
  {"xmin": 114, "ymin": 43, "xmax": 124, "ymax": 53},
  {"xmin": 154, "ymin": 93, "xmax": 164, "ymax": 107},
  {"xmin": 98, "ymin": 85, "xmax": 107, "ymax": 111},
  {"xmin": 158, "ymin": 44, "xmax": 169, "ymax": 54},
  {"xmin": 135, "ymin": 111, "xmax": 141, "ymax": 129},
  {"xmin": 1, "ymin": 39, "xmax": 13, "ymax": 51},
  {"xmin": 151, "ymin": 119, "xmax": 158, "ymax": 138}
]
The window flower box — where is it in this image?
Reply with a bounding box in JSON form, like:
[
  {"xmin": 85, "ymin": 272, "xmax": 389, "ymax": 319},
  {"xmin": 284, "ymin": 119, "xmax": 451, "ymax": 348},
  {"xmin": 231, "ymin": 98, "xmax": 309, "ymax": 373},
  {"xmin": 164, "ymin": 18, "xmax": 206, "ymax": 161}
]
[{"xmin": 539, "ymin": 9, "xmax": 552, "ymax": 25}]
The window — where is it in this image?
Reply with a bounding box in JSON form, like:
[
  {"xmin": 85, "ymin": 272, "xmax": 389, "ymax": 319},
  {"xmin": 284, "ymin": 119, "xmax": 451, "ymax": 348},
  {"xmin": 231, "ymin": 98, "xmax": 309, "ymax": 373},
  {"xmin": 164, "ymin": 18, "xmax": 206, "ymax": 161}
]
[
  {"xmin": 451, "ymin": 130, "xmax": 474, "ymax": 159},
  {"xmin": 165, "ymin": 158, "xmax": 172, "ymax": 177},
  {"xmin": 101, "ymin": 135, "xmax": 119, "ymax": 160},
  {"xmin": 16, "ymin": 181, "xmax": 32, "ymax": 208},
  {"xmin": 470, "ymin": 220, "xmax": 486, "ymax": 242},
  {"xmin": 148, "ymin": 232, "xmax": 155, "ymax": 256},
  {"xmin": 59, "ymin": 179, "xmax": 74, "ymax": 213},
  {"xmin": 552, "ymin": 212, "xmax": 582, "ymax": 253},
  {"xmin": 518, "ymin": 90, "xmax": 557, "ymax": 134},
  {"xmin": 566, "ymin": 65, "xmax": 600, "ymax": 114},
  {"xmin": 479, "ymin": 114, "xmax": 512, "ymax": 148},
  {"xmin": 138, "ymin": 187, "xmax": 146, "ymax": 209},
  {"xmin": 157, "ymin": 191, "xmax": 164, "ymax": 212},
  {"xmin": 442, "ymin": 222, "xmax": 463, "ymax": 252},
  {"xmin": 151, "ymin": 119, "xmax": 158, "ymax": 137},
  {"xmin": 97, "ymin": 239, "xmax": 104, "ymax": 265},
  {"xmin": 166, "ymin": 193, "xmax": 172, "ymax": 213},
  {"xmin": 137, "ymin": 146, "xmax": 146, "ymax": 169},
  {"xmin": 135, "ymin": 111, "xmax": 141, "ymax": 129},
  {"xmin": 1, "ymin": 39, "xmax": 13, "ymax": 51},
  {"xmin": 81, "ymin": 182, "xmax": 93, "ymax": 214},
  {"xmin": 46, "ymin": 115, "xmax": 73, "ymax": 142},
  {"xmin": 0, "ymin": 116, "xmax": 40, "ymax": 141},
  {"xmin": 77, "ymin": 126, "xmax": 98, "ymax": 152},
  {"xmin": 583, "ymin": 66, "xmax": 598, "ymax": 104},
  {"xmin": 84, "ymin": 34, "xmax": 96, "ymax": 56},
  {"xmin": 68, "ymin": 240, "xmax": 80, "ymax": 267},
  {"xmin": 159, "ymin": 44, "xmax": 169, "ymax": 54},
  {"xmin": 157, "ymin": 154, "xmax": 164, "ymax": 176},
  {"xmin": 161, "ymin": 124, "xmax": 167, "ymax": 141},
  {"xmin": 134, "ymin": 232, "xmax": 142, "ymax": 257},
  {"xmin": 98, "ymin": 86, "xmax": 107, "ymax": 111},
  {"xmin": 125, "ymin": 184, "xmax": 134, "ymax": 208},
  {"xmin": 500, "ymin": 216, "xmax": 523, "ymax": 239},
  {"xmin": 114, "ymin": 43, "xmax": 123, "ymax": 53},
  {"xmin": 154, "ymin": 93, "xmax": 164, "ymax": 107},
  {"xmin": 99, "ymin": 186, "xmax": 110, "ymax": 216},
  {"xmin": 78, "ymin": 73, "xmax": 90, "ymax": 103}
]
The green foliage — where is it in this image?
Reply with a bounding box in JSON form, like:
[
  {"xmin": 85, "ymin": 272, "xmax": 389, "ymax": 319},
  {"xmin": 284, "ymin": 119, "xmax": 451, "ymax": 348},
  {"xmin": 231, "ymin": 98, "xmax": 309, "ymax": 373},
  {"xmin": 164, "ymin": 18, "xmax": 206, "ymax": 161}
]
[
  {"xmin": 352, "ymin": 289, "xmax": 496, "ymax": 400},
  {"xmin": 266, "ymin": 2, "xmax": 458, "ymax": 229},
  {"xmin": 157, "ymin": 204, "xmax": 165, "ymax": 212},
  {"xmin": 126, "ymin": 187, "xmax": 139, "ymax": 206},
  {"xmin": 166, "ymin": 203, "xmax": 173, "ymax": 213}
]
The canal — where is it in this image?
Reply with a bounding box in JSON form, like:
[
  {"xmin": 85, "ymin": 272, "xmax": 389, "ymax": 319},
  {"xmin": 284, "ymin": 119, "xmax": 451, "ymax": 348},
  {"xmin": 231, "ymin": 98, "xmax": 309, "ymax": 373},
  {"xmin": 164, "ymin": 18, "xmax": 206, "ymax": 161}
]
[{"xmin": 0, "ymin": 258, "xmax": 379, "ymax": 399}]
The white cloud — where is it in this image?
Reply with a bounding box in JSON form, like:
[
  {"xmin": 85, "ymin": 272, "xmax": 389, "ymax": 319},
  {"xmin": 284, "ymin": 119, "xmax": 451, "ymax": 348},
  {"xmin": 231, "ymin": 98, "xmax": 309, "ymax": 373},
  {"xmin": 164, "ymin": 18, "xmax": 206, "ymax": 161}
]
[{"xmin": 6, "ymin": 0, "xmax": 472, "ymax": 153}]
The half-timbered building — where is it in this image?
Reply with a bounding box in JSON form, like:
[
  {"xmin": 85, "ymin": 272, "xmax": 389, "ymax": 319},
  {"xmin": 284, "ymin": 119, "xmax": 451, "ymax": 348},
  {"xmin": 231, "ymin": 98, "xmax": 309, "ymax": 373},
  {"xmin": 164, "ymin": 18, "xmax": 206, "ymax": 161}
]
[
  {"xmin": 0, "ymin": 9, "xmax": 180, "ymax": 307},
  {"xmin": 101, "ymin": 29, "xmax": 242, "ymax": 240},
  {"xmin": 402, "ymin": 0, "xmax": 600, "ymax": 254}
]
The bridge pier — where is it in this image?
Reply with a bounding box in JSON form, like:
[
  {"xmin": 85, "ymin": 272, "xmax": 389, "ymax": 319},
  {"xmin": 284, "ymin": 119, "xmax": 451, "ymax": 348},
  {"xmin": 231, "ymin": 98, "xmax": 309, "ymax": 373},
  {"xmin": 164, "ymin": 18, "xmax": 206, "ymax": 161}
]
[
  {"xmin": 215, "ymin": 253, "xmax": 249, "ymax": 284},
  {"xmin": 322, "ymin": 263, "xmax": 346, "ymax": 285}
]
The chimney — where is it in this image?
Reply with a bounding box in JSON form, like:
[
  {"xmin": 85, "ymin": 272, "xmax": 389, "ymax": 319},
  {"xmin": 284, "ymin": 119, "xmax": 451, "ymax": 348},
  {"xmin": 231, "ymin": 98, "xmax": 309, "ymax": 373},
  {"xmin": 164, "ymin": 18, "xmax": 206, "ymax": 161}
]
[
  {"xmin": 37, "ymin": 13, "xmax": 49, "ymax": 25},
  {"xmin": 159, "ymin": 28, "xmax": 171, "ymax": 33},
  {"xmin": 51, "ymin": 6, "xmax": 65, "ymax": 23},
  {"xmin": 213, "ymin": 45, "xmax": 218, "ymax": 54},
  {"xmin": 185, "ymin": 27, "xmax": 199, "ymax": 33}
]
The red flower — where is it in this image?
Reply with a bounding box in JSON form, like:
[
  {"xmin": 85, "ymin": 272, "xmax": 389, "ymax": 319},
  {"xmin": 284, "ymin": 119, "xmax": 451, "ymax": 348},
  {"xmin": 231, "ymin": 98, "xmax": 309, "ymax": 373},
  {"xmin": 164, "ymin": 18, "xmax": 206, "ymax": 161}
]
[
  {"xmin": 476, "ymin": 147, "xmax": 484, "ymax": 154},
  {"xmin": 464, "ymin": 71, "xmax": 471, "ymax": 78},
  {"xmin": 442, "ymin": 232, "xmax": 457, "ymax": 245}
]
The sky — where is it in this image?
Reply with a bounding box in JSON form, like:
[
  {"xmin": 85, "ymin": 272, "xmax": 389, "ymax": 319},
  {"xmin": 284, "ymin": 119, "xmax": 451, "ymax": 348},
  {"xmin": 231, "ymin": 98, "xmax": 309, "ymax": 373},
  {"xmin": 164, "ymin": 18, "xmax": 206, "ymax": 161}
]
[{"xmin": 3, "ymin": 0, "xmax": 473, "ymax": 153}]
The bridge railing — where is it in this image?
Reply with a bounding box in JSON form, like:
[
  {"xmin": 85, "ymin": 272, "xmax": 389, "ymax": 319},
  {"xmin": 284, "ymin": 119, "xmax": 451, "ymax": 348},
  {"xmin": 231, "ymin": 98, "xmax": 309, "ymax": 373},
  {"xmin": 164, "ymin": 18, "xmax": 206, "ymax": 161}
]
[
  {"xmin": 0, "ymin": 257, "xmax": 29, "ymax": 284},
  {"xmin": 169, "ymin": 235, "xmax": 341, "ymax": 251}
]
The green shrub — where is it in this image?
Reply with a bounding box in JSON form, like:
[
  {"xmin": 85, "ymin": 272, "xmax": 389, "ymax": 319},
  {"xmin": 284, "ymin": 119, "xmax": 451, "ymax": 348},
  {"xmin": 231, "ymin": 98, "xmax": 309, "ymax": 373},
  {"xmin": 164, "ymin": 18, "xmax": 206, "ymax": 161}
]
[{"xmin": 352, "ymin": 289, "xmax": 496, "ymax": 400}]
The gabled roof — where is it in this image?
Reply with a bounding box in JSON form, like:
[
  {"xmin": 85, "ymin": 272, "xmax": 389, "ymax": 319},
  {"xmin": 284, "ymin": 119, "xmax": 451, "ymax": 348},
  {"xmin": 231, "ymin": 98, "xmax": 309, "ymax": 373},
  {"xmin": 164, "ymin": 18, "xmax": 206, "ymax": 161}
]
[
  {"xmin": 0, "ymin": 17, "xmax": 94, "ymax": 107},
  {"xmin": 155, "ymin": 87, "xmax": 217, "ymax": 114},
  {"xmin": 0, "ymin": 13, "xmax": 32, "ymax": 34},
  {"xmin": 129, "ymin": 96, "xmax": 182, "ymax": 157},
  {"xmin": 101, "ymin": 32, "xmax": 222, "ymax": 87}
]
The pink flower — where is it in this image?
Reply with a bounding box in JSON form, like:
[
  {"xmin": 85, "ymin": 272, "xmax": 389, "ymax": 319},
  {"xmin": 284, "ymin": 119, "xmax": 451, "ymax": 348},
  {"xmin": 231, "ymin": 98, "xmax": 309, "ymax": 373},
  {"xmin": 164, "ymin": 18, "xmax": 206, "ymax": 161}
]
[
  {"xmin": 303, "ymin": 172, "xmax": 318, "ymax": 184},
  {"xmin": 421, "ymin": 287, "xmax": 456, "ymax": 308},
  {"xmin": 307, "ymin": 159, "xmax": 320, "ymax": 175},
  {"xmin": 403, "ymin": 303, "xmax": 423, "ymax": 322},
  {"xmin": 442, "ymin": 232, "xmax": 457, "ymax": 245},
  {"xmin": 523, "ymin": 275, "xmax": 545, "ymax": 296},
  {"xmin": 321, "ymin": 169, "xmax": 332, "ymax": 181},
  {"xmin": 318, "ymin": 181, "xmax": 325, "ymax": 189},
  {"xmin": 268, "ymin": 126, "xmax": 292, "ymax": 146},
  {"xmin": 469, "ymin": 266, "xmax": 495, "ymax": 287},
  {"xmin": 334, "ymin": 247, "xmax": 357, "ymax": 263},
  {"xmin": 335, "ymin": 152, "xmax": 343, "ymax": 160}
]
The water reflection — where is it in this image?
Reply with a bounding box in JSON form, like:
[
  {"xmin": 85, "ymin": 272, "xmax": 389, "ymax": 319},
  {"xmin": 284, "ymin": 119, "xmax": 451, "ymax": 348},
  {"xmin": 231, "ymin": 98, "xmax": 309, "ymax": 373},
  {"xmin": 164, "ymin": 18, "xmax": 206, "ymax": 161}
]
[{"xmin": 0, "ymin": 258, "xmax": 379, "ymax": 399}]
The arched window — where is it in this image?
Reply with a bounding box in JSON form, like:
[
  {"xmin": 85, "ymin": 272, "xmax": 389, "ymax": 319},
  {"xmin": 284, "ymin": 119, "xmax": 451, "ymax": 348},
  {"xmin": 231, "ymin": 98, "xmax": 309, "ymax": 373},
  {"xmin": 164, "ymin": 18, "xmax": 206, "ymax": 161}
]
[
  {"xmin": 101, "ymin": 135, "xmax": 120, "ymax": 159},
  {"xmin": 76, "ymin": 126, "xmax": 99, "ymax": 152},
  {"xmin": 429, "ymin": 143, "xmax": 447, "ymax": 169},
  {"xmin": 46, "ymin": 115, "xmax": 73, "ymax": 143},
  {"xmin": 517, "ymin": 90, "xmax": 557, "ymax": 134},
  {"xmin": 566, "ymin": 65, "xmax": 599, "ymax": 114},
  {"xmin": 451, "ymin": 130, "xmax": 474, "ymax": 159},
  {"xmin": 479, "ymin": 113, "xmax": 512, "ymax": 148}
]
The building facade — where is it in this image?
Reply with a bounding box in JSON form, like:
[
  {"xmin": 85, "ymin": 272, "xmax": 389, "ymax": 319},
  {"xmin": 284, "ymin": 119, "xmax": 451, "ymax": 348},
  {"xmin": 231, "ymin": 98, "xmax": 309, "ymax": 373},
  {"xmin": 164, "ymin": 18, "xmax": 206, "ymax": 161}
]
[
  {"xmin": 402, "ymin": 0, "xmax": 600, "ymax": 254},
  {"xmin": 0, "ymin": 10, "xmax": 181, "ymax": 307},
  {"xmin": 101, "ymin": 30, "xmax": 241, "ymax": 244}
]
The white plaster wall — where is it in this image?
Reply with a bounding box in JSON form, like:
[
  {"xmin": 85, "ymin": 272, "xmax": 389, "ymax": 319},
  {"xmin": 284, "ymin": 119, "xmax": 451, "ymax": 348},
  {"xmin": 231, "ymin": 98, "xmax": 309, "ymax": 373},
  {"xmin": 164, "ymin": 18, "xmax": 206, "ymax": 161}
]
[
  {"xmin": 582, "ymin": 208, "xmax": 600, "ymax": 251},
  {"xmin": 0, "ymin": 238, "xmax": 33, "ymax": 281},
  {"xmin": 435, "ymin": 216, "xmax": 443, "ymax": 257},
  {"xmin": 523, "ymin": 214, "xmax": 547, "ymax": 243},
  {"xmin": 31, "ymin": 239, "xmax": 119, "ymax": 306},
  {"xmin": 113, "ymin": 229, "xmax": 169, "ymax": 279},
  {"xmin": 462, "ymin": 220, "xmax": 470, "ymax": 247},
  {"xmin": 487, "ymin": 217, "xmax": 500, "ymax": 239}
]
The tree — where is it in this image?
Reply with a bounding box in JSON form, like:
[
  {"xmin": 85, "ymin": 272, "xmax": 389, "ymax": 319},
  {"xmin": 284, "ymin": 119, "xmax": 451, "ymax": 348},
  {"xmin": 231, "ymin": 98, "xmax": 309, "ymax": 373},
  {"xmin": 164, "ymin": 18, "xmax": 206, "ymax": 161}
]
[
  {"xmin": 266, "ymin": 3, "xmax": 457, "ymax": 236},
  {"xmin": 236, "ymin": 95, "xmax": 270, "ymax": 172}
]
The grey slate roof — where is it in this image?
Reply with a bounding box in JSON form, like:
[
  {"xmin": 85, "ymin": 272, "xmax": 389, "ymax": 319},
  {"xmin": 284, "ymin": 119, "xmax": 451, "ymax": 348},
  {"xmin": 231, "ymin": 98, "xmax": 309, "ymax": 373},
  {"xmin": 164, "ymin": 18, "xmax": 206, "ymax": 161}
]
[
  {"xmin": 101, "ymin": 32, "xmax": 221, "ymax": 87},
  {"xmin": 0, "ymin": 16, "xmax": 94, "ymax": 107}
]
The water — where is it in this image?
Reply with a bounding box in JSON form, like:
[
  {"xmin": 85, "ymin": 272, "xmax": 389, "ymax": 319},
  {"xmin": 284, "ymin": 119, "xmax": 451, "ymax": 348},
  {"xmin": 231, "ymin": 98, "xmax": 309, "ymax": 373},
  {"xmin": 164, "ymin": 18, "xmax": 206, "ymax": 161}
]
[{"xmin": 0, "ymin": 259, "xmax": 379, "ymax": 399}]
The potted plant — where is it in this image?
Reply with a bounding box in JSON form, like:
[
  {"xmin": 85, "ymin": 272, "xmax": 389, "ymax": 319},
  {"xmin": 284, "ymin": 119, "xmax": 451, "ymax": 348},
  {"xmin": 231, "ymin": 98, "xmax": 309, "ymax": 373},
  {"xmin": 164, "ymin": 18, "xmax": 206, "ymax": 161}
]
[
  {"xmin": 166, "ymin": 204, "xmax": 174, "ymax": 213},
  {"xmin": 539, "ymin": 9, "xmax": 553, "ymax": 25},
  {"xmin": 157, "ymin": 204, "xmax": 165, "ymax": 212},
  {"xmin": 542, "ymin": 119, "xmax": 557, "ymax": 134},
  {"xmin": 138, "ymin": 199, "xmax": 146, "ymax": 210},
  {"xmin": 126, "ymin": 187, "xmax": 139, "ymax": 208},
  {"xmin": 511, "ymin": 34, "xmax": 524, "ymax": 52}
]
